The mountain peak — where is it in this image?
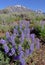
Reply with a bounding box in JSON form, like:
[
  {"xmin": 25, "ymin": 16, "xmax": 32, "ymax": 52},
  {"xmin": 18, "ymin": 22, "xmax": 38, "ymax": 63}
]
[
  {"xmin": 15, "ymin": 5, "xmax": 22, "ymax": 7},
  {"xmin": 0, "ymin": 5, "xmax": 33, "ymax": 14},
  {"xmin": 14, "ymin": 5, "xmax": 26, "ymax": 8}
]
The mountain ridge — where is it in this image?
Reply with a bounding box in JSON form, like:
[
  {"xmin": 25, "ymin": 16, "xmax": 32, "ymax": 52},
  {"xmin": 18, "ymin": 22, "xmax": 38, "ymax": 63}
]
[
  {"xmin": 0, "ymin": 5, "xmax": 43, "ymax": 14},
  {"xmin": 0, "ymin": 5, "xmax": 34, "ymax": 14}
]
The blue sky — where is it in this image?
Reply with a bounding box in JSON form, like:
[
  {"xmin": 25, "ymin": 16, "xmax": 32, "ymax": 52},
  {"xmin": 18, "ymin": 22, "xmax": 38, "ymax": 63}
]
[{"xmin": 0, "ymin": 0, "xmax": 45, "ymax": 12}]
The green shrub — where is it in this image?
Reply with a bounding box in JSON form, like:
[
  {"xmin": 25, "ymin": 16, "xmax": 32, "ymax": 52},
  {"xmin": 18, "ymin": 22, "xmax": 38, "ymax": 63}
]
[{"xmin": 40, "ymin": 25, "xmax": 45, "ymax": 41}]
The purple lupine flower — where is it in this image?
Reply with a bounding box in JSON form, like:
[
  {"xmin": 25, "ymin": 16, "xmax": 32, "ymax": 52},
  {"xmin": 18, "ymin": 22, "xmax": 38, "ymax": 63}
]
[
  {"xmin": 6, "ymin": 32, "xmax": 10, "ymax": 39},
  {"xmin": 29, "ymin": 49, "xmax": 32, "ymax": 55},
  {"xmin": 19, "ymin": 51, "xmax": 24, "ymax": 58},
  {"xmin": 24, "ymin": 28, "xmax": 27, "ymax": 35},
  {"xmin": 25, "ymin": 49, "xmax": 30, "ymax": 57},
  {"xmin": 36, "ymin": 38, "xmax": 40, "ymax": 49},
  {"xmin": 0, "ymin": 39, "xmax": 6, "ymax": 45},
  {"xmin": 13, "ymin": 28, "xmax": 18, "ymax": 34},
  {"xmin": 6, "ymin": 32, "xmax": 11, "ymax": 43},
  {"xmin": 10, "ymin": 35, "xmax": 16, "ymax": 46},
  {"xmin": 25, "ymin": 21, "xmax": 30, "ymax": 28},
  {"xmin": 19, "ymin": 23, "xmax": 22, "ymax": 29},
  {"xmin": 6, "ymin": 32, "xmax": 11, "ymax": 42},
  {"xmin": 9, "ymin": 48, "xmax": 15, "ymax": 56},
  {"xmin": 11, "ymin": 34, "xmax": 16, "ymax": 39},
  {"xmin": 30, "ymin": 43, "xmax": 34, "ymax": 51},
  {"xmin": 11, "ymin": 48, "xmax": 15, "ymax": 54},
  {"xmin": 18, "ymin": 45, "xmax": 22, "ymax": 52},
  {"xmin": 8, "ymin": 52, "xmax": 12, "ymax": 56},
  {"xmin": 21, "ymin": 32, "xmax": 25, "ymax": 41},
  {"xmin": 20, "ymin": 20, "xmax": 25, "ymax": 26},
  {"xmin": 14, "ymin": 55, "xmax": 19, "ymax": 60},
  {"xmin": 20, "ymin": 20, "xmax": 29, "ymax": 27},
  {"xmin": 21, "ymin": 32, "xmax": 25, "ymax": 40},
  {"xmin": 3, "ymin": 44, "xmax": 9, "ymax": 53},
  {"xmin": 20, "ymin": 38, "xmax": 23, "ymax": 45},
  {"xmin": 30, "ymin": 34, "xmax": 35, "ymax": 43},
  {"xmin": 19, "ymin": 57, "xmax": 26, "ymax": 65},
  {"xmin": 29, "ymin": 43, "xmax": 34, "ymax": 54}
]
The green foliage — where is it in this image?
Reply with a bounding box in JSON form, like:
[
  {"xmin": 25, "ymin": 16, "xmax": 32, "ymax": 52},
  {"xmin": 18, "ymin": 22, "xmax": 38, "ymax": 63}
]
[
  {"xmin": 40, "ymin": 25, "xmax": 45, "ymax": 41},
  {"xmin": 35, "ymin": 16, "xmax": 43, "ymax": 21},
  {"xmin": 34, "ymin": 24, "xmax": 45, "ymax": 42},
  {"xmin": 14, "ymin": 16, "xmax": 22, "ymax": 21},
  {"xmin": 8, "ymin": 43, "xmax": 12, "ymax": 49},
  {"xmin": 0, "ymin": 51, "xmax": 10, "ymax": 65},
  {"xmin": 0, "ymin": 25, "xmax": 9, "ymax": 32},
  {"xmin": 22, "ymin": 39, "xmax": 30, "ymax": 50},
  {"xmin": 2, "ymin": 35, "xmax": 6, "ymax": 40},
  {"xmin": 0, "ymin": 24, "xmax": 15, "ymax": 34},
  {"xmin": 0, "ymin": 51, "xmax": 4, "ymax": 62},
  {"xmin": 15, "ymin": 36, "xmax": 20, "ymax": 45}
]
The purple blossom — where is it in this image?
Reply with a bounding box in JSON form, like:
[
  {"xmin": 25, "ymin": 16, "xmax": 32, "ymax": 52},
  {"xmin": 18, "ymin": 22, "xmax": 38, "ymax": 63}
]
[
  {"xmin": 18, "ymin": 45, "xmax": 22, "ymax": 52},
  {"xmin": 6, "ymin": 32, "xmax": 11, "ymax": 43},
  {"xmin": 6, "ymin": 32, "xmax": 10, "ymax": 38},
  {"xmin": 3, "ymin": 44, "xmax": 9, "ymax": 53},
  {"xmin": 36, "ymin": 38, "xmax": 40, "ymax": 49},
  {"xmin": 30, "ymin": 34, "xmax": 35, "ymax": 43},
  {"xmin": 30, "ymin": 43, "xmax": 34, "ymax": 51},
  {"xmin": 24, "ymin": 28, "xmax": 27, "ymax": 35},
  {"xmin": 21, "ymin": 32, "xmax": 25, "ymax": 40},
  {"xmin": 14, "ymin": 55, "xmax": 19, "ymax": 60},
  {"xmin": 11, "ymin": 48, "xmax": 15, "ymax": 54},
  {"xmin": 19, "ymin": 57, "xmax": 26, "ymax": 65},
  {"xmin": 8, "ymin": 52, "xmax": 12, "ymax": 56},
  {"xmin": 9, "ymin": 48, "xmax": 15, "ymax": 56},
  {"xmin": 29, "ymin": 43, "xmax": 34, "ymax": 54},
  {"xmin": 20, "ymin": 32, "xmax": 25, "ymax": 44},
  {"xmin": 20, "ymin": 20, "xmax": 30, "ymax": 28},
  {"xmin": 13, "ymin": 28, "xmax": 18, "ymax": 35},
  {"xmin": 0, "ymin": 39, "xmax": 6, "ymax": 45},
  {"xmin": 19, "ymin": 51, "xmax": 24, "ymax": 58},
  {"xmin": 10, "ymin": 35, "xmax": 16, "ymax": 46},
  {"xmin": 19, "ymin": 23, "xmax": 22, "ymax": 29},
  {"xmin": 25, "ymin": 49, "xmax": 30, "ymax": 57}
]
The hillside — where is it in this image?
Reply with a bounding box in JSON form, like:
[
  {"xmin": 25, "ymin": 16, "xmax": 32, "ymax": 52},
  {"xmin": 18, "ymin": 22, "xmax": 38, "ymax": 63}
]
[
  {"xmin": 0, "ymin": 5, "xmax": 45, "ymax": 65},
  {"xmin": 0, "ymin": 5, "xmax": 45, "ymax": 36}
]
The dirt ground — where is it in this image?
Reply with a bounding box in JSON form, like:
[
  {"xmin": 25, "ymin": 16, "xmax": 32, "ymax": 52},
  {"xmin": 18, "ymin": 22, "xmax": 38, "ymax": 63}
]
[
  {"xmin": 28, "ymin": 44, "xmax": 45, "ymax": 65},
  {"xmin": 0, "ymin": 32, "xmax": 5, "ymax": 38}
]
